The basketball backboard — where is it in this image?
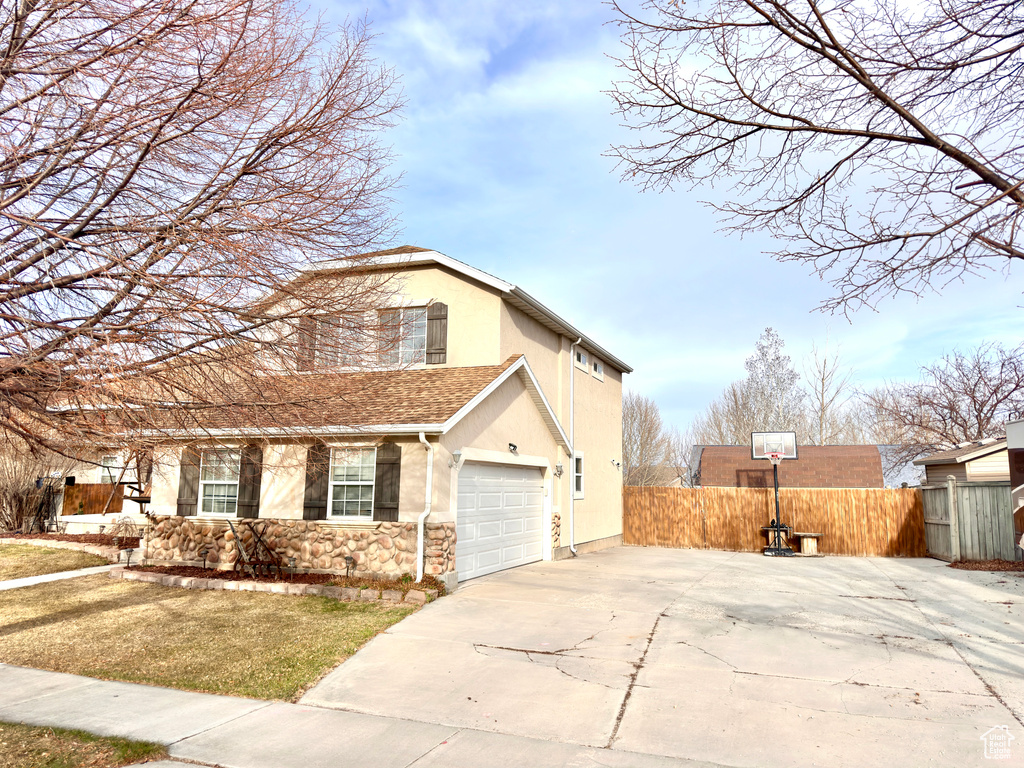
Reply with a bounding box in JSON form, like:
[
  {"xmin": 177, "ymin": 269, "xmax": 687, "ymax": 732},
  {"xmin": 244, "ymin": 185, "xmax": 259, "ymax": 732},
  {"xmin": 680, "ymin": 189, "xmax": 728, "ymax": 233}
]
[{"xmin": 751, "ymin": 431, "xmax": 798, "ymax": 461}]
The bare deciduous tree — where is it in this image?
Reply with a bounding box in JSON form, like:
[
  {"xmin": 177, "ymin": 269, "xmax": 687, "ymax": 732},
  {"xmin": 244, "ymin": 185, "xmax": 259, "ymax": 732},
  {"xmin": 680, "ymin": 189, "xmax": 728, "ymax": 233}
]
[
  {"xmin": 865, "ymin": 342, "xmax": 1024, "ymax": 465},
  {"xmin": 804, "ymin": 338, "xmax": 864, "ymax": 444},
  {"xmin": 1, "ymin": 0, "xmax": 402, "ymax": 452},
  {"xmin": 691, "ymin": 328, "xmax": 807, "ymax": 445},
  {"xmin": 609, "ymin": 0, "xmax": 1024, "ymax": 310},
  {"xmin": 622, "ymin": 391, "xmax": 672, "ymax": 485}
]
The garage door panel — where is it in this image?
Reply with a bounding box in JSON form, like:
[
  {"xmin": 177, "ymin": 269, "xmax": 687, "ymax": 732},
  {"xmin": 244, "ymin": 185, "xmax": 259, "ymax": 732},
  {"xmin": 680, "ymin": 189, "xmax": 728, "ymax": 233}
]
[{"xmin": 457, "ymin": 463, "xmax": 544, "ymax": 581}]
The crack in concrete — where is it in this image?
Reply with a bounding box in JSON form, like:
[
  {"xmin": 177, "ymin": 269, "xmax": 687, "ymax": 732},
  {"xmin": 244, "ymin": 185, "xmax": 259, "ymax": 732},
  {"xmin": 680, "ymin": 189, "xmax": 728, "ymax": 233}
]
[
  {"xmin": 605, "ymin": 612, "xmax": 664, "ymax": 749},
  {"xmin": 839, "ymin": 594, "xmax": 916, "ymax": 602},
  {"xmin": 674, "ymin": 639, "xmax": 737, "ymax": 670},
  {"xmin": 867, "ymin": 559, "xmax": 1024, "ymax": 728}
]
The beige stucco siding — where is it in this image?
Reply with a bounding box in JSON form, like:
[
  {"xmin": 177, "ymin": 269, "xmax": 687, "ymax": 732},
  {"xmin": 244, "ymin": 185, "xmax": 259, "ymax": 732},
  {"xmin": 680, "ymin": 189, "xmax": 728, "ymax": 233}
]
[
  {"xmin": 149, "ymin": 446, "xmax": 182, "ymax": 516},
  {"xmin": 439, "ymin": 372, "xmax": 560, "ymax": 524},
  {"xmin": 389, "ymin": 265, "xmax": 503, "ymax": 367},
  {"xmin": 499, "ymin": 303, "xmax": 566, "ymax": 418},
  {"xmin": 497, "ymin": 302, "xmax": 626, "ymax": 547},
  {"xmin": 570, "ymin": 364, "xmax": 625, "ymax": 544}
]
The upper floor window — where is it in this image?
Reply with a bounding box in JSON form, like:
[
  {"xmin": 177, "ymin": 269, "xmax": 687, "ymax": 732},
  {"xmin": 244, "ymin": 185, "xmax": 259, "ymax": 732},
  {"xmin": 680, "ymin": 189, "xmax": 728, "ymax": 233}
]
[
  {"xmin": 379, "ymin": 307, "xmax": 427, "ymax": 366},
  {"xmin": 297, "ymin": 315, "xmax": 362, "ymax": 371},
  {"xmin": 199, "ymin": 449, "xmax": 241, "ymax": 516},
  {"xmin": 592, "ymin": 360, "xmax": 604, "ymax": 380},
  {"xmin": 574, "ymin": 349, "xmax": 588, "ymax": 370}
]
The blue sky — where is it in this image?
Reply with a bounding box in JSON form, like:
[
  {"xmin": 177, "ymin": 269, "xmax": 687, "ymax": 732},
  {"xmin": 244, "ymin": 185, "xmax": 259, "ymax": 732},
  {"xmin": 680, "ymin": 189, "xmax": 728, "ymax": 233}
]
[{"xmin": 320, "ymin": 0, "xmax": 1022, "ymax": 432}]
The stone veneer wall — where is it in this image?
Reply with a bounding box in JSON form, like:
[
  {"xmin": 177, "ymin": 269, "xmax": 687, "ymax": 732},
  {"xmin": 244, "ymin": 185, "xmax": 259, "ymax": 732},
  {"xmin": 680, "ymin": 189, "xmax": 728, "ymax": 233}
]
[{"xmin": 143, "ymin": 516, "xmax": 456, "ymax": 579}]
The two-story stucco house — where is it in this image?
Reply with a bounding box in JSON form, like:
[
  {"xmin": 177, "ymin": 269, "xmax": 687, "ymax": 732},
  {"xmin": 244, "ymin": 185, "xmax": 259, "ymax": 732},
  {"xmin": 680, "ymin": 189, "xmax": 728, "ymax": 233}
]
[{"xmin": 133, "ymin": 247, "xmax": 631, "ymax": 589}]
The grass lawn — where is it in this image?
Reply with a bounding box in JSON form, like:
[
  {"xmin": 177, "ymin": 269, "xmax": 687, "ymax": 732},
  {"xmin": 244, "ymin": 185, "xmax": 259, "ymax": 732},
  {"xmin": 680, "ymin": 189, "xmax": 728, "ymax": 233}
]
[
  {"xmin": 0, "ymin": 721, "xmax": 166, "ymax": 768},
  {"xmin": 0, "ymin": 544, "xmax": 109, "ymax": 582},
  {"xmin": 0, "ymin": 574, "xmax": 415, "ymax": 700}
]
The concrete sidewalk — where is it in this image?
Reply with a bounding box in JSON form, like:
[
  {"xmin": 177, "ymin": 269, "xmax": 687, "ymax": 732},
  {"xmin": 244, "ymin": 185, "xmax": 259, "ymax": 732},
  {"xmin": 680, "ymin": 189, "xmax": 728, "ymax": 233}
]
[
  {"xmin": 0, "ymin": 564, "xmax": 116, "ymax": 591},
  {"xmin": 0, "ymin": 664, "xmax": 721, "ymax": 768}
]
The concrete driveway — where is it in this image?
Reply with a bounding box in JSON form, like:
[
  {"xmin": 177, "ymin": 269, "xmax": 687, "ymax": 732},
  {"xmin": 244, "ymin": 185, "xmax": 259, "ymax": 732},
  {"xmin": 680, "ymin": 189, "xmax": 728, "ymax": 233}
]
[{"xmin": 304, "ymin": 547, "xmax": 1024, "ymax": 767}]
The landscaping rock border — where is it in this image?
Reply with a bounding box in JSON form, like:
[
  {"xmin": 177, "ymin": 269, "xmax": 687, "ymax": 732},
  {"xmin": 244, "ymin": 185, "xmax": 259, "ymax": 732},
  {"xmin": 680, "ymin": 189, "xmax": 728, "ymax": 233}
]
[{"xmin": 109, "ymin": 567, "xmax": 437, "ymax": 605}]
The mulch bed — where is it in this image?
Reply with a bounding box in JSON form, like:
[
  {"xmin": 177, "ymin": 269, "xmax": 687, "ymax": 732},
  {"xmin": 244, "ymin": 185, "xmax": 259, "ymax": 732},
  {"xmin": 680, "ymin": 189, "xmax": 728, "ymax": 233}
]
[
  {"xmin": 950, "ymin": 559, "xmax": 1024, "ymax": 573},
  {"xmin": 128, "ymin": 564, "xmax": 447, "ymax": 595}
]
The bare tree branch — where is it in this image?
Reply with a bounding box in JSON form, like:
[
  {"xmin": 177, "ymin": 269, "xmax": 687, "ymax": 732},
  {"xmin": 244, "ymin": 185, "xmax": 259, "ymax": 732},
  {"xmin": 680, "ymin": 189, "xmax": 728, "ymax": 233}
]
[
  {"xmin": 0, "ymin": 0, "xmax": 403, "ymax": 452},
  {"xmin": 609, "ymin": 0, "xmax": 1024, "ymax": 310}
]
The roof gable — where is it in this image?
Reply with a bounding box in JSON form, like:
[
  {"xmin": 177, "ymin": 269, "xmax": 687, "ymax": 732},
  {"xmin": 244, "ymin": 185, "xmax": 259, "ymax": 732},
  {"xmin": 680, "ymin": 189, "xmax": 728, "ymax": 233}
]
[
  {"xmin": 310, "ymin": 247, "xmax": 633, "ymax": 374},
  {"xmin": 913, "ymin": 438, "xmax": 1008, "ymax": 465}
]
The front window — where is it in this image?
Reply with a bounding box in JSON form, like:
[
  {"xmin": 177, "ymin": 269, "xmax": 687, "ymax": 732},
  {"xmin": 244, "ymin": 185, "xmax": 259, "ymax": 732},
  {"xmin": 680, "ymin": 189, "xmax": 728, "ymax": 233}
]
[
  {"xmin": 329, "ymin": 447, "xmax": 376, "ymax": 518},
  {"xmin": 100, "ymin": 455, "xmax": 137, "ymax": 484},
  {"xmin": 200, "ymin": 449, "xmax": 241, "ymax": 515},
  {"xmin": 100, "ymin": 456, "xmax": 120, "ymax": 484},
  {"xmin": 379, "ymin": 307, "xmax": 427, "ymax": 366}
]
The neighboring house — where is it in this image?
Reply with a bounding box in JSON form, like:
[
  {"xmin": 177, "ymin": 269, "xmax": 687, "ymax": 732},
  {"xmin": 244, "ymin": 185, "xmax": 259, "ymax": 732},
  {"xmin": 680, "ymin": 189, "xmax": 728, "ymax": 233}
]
[
  {"xmin": 106, "ymin": 247, "xmax": 631, "ymax": 588},
  {"xmin": 912, "ymin": 438, "xmax": 1009, "ymax": 485},
  {"xmin": 690, "ymin": 445, "xmax": 884, "ymax": 488}
]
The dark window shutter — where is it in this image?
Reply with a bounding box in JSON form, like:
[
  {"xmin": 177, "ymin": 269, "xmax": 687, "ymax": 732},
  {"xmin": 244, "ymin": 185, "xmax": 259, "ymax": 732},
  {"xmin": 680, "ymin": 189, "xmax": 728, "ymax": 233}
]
[
  {"xmin": 297, "ymin": 316, "xmax": 316, "ymax": 371},
  {"xmin": 373, "ymin": 442, "xmax": 402, "ymax": 522},
  {"xmin": 237, "ymin": 445, "xmax": 263, "ymax": 518},
  {"xmin": 176, "ymin": 446, "xmax": 201, "ymax": 516},
  {"xmin": 303, "ymin": 443, "xmax": 330, "ymax": 520},
  {"xmin": 426, "ymin": 303, "xmax": 448, "ymax": 364}
]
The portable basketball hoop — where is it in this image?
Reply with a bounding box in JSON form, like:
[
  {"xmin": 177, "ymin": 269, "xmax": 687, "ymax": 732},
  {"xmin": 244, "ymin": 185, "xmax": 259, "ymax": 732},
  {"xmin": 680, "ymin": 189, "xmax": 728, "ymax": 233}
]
[{"xmin": 751, "ymin": 432, "xmax": 798, "ymax": 557}]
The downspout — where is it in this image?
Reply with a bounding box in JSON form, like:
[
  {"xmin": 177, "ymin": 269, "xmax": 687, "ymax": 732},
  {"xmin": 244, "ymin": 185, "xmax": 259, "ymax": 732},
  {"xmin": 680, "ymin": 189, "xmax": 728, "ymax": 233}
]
[
  {"xmin": 416, "ymin": 432, "xmax": 434, "ymax": 582},
  {"xmin": 569, "ymin": 337, "xmax": 582, "ymax": 556}
]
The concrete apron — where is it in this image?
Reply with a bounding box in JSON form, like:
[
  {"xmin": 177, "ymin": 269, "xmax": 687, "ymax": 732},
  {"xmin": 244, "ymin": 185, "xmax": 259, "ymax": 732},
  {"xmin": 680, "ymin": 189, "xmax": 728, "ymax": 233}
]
[{"xmin": 302, "ymin": 547, "xmax": 1024, "ymax": 768}]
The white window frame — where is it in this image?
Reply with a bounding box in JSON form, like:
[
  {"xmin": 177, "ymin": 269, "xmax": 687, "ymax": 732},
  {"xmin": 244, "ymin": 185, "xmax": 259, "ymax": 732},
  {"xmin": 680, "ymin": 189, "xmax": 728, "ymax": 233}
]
[
  {"xmin": 198, "ymin": 448, "xmax": 242, "ymax": 517},
  {"xmin": 573, "ymin": 451, "xmax": 585, "ymax": 499},
  {"xmin": 379, "ymin": 307, "xmax": 427, "ymax": 367},
  {"xmin": 327, "ymin": 446, "xmax": 377, "ymax": 519},
  {"xmin": 99, "ymin": 454, "xmax": 137, "ymax": 484},
  {"xmin": 574, "ymin": 349, "xmax": 589, "ymax": 371},
  {"xmin": 591, "ymin": 359, "xmax": 604, "ymax": 381}
]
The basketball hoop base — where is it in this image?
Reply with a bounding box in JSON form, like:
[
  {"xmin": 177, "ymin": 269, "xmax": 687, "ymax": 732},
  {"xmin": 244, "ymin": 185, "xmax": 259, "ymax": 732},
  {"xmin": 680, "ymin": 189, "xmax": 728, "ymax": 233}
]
[{"xmin": 763, "ymin": 546, "xmax": 795, "ymax": 557}]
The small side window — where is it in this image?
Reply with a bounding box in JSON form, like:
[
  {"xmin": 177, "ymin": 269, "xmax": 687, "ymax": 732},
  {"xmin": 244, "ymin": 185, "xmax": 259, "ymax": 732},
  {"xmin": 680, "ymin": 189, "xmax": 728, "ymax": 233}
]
[
  {"xmin": 592, "ymin": 360, "xmax": 604, "ymax": 381},
  {"xmin": 573, "ymin": 452, "xmax": 584, "ymax": 499},
  {"xmin": 574, "ymin": 349, "xmax": 588, "ymax": 371}
]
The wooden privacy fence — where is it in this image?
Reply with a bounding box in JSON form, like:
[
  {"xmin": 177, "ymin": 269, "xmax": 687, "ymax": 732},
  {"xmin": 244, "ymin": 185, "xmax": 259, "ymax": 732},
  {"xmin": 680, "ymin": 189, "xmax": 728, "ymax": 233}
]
[
  {"xmin": 623, "ymin": 486, "xmax": 926, "ymax": 557},
  {"xmin": 61, "ymin": 483, "xmax": 124, "ymax": 516},
  {"xmin": 922, "ymin": 478, "xmax": 1019, "ymax": 562}
]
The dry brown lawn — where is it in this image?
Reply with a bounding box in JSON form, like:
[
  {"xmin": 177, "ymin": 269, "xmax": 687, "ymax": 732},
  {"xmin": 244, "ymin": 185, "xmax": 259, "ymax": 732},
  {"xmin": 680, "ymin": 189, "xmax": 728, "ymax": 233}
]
[
  {"xmin": 0, "ymin": 574, "xmax": 414, "ymax": 700},
  {"xmin": 0, "ymin": 544, "xmax": 109, "ymax": 582},
  {"xmin": 0, "ymin": 721, "xmax": 166, "ymax": 768}
]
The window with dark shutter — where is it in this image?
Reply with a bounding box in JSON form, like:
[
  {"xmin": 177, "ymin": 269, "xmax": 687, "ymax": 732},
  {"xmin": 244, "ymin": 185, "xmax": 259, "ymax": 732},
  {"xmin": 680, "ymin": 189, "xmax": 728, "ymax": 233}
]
[
  {"xmin": 237, "ymin": 445, "xmax": 263, "ymax": 518},
  {"xmin": 176, "ymin": 446, "xmax": 201, "ymax": 516},
  {"xmin": 373, "ymin": 442, "xmax": 402, "ymax": 522},
  {"xmin": 297, "ymin": 316, "xmax": 316, "ymax": 371},
  {"xmin": 303, "ymin": 443, "xmax": 330, "ymax": 520},
  {"xmin": 426, "ymin": 302, "xmax": 448, "ymax": 364}
]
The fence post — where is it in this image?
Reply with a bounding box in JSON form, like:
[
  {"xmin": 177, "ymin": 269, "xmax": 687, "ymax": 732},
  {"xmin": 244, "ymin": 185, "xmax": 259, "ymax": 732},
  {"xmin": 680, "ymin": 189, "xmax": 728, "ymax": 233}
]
[{"xmin": 946, "ymin": 475, "xmax": 961, "ymax": 562}]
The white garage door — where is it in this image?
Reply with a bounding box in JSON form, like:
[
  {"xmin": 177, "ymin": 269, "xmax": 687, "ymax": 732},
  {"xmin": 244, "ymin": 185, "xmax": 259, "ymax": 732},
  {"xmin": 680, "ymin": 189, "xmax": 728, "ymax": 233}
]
[{"xmin": 457, "ymin": 463, "xmax": 544, "ymax": 581}]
